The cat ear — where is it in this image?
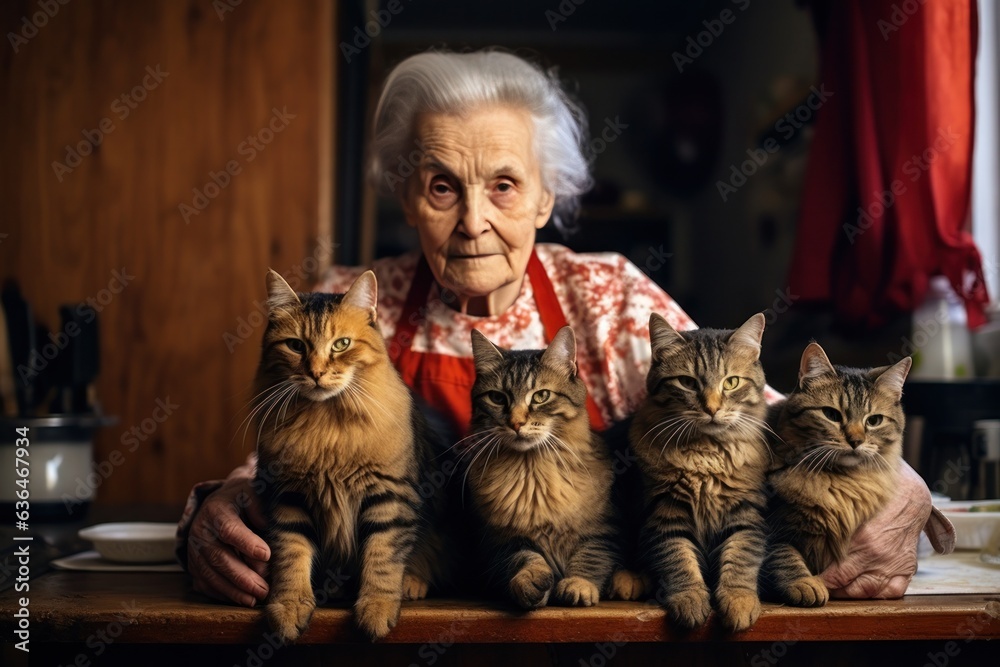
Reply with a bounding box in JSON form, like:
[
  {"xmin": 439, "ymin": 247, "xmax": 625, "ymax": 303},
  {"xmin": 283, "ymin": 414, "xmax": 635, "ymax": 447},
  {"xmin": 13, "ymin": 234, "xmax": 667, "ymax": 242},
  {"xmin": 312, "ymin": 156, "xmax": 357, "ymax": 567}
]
[
  {"xmin": 798, "ymin": 342, "xmax": 836, "ymax": 386},
  {"xmin": 873, "ymin": 356, "xmax": 912, "ymax": 399},
  {"xmin": 649, "ymin": 313, "xmax": 684, "ymax": 357},
  {"xmin": 728, "ymin": 313, "xmax": 766, "ymax": 358},
  {"xmin": 470, "ymin": 329, "xmax": 504, "ymax": 371},
  {"xmin": 541, "ymin": 326, "xmax": 578, "ymax": 376},
  {"xmin": 265, "ymin": 269, "xmax": 301, "ymax": 312},
  {"xmin": 342, "ymin": 270, "xmax": 378, "ymax": 322}
]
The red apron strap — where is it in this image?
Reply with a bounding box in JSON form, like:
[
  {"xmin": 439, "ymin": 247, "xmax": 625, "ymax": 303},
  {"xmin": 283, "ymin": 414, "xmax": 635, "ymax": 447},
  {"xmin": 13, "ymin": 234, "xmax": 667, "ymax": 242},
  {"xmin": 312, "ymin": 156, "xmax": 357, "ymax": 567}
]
[
  {"xmin": 388, "ymin": 257, "xmax": 435, "ymax": 365},
  {"xmin": 390, "ymin": 249, "xmax": 609, "ymax": 433},
  {"xmin": 526, "ymin": 251, "xmax": 609, "ymax": 432}
]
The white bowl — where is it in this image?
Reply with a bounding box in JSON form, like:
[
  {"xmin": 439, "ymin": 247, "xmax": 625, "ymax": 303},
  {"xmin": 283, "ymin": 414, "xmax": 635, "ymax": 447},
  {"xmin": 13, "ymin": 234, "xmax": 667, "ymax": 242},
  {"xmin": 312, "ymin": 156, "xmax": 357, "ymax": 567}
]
[
  {"xmin": 78, "ymin": 522, "xmax": 178, "ymax": 563},
  {"xmin": 935, "ymin": 500, "xmax": 1000, "ymax": 550}
]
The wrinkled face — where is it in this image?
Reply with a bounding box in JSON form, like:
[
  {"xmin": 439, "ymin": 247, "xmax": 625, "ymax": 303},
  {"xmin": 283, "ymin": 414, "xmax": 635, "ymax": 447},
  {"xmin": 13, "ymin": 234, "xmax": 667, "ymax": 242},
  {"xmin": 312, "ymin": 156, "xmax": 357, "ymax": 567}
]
[
  {"xmin": 260, "ymin": 294, "xmax": 382, "ymax": 403},
  {"xmin": 470, "ymin": 334, "xmax": 586, "ymax": 453},
  {"xmin": 400, "ymin": 106, "xmax": 555, "ymax": 301},
  {"xmin": 781, "ymin": 365, "xmax": 907, "ymax": 470},
  {"xmin": 643, "ymin": 318, "xmax": 767, "ymax": 446}
]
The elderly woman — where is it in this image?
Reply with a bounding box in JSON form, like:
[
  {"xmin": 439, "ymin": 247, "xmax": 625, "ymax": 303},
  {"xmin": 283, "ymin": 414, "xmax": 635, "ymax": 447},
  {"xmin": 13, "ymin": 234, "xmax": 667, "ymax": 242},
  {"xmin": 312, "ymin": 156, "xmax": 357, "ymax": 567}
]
[{"xmin": 177, "ymin": 49, "xmax": 949, "ymax": 610}]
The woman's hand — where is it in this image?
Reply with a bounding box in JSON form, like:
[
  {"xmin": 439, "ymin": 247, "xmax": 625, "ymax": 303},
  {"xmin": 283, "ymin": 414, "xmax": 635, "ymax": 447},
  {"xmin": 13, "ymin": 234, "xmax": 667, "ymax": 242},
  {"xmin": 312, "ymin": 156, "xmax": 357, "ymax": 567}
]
[
  {"xmin": 821, "ymin": 461, "xmax": 932, "ymax": 598},
  {"xmin": 187, "ymin": 469, "xmax": 271, "ymax": 607}
]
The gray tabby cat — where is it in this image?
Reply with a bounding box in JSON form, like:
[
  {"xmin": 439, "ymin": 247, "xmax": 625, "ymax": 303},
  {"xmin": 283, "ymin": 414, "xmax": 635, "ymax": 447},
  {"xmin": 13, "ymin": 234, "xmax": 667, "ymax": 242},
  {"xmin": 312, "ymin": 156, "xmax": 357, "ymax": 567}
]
[
  {"xmin": 464, "ymin": 326, "xmax": 620, "ymax": 609},
  {"xmin": 762, "ymin": 343, "xmax": 911, "ymax": 607},
  {"xmin": 630, "ymin": 313, "xmax": 770, "ymax": 632}
]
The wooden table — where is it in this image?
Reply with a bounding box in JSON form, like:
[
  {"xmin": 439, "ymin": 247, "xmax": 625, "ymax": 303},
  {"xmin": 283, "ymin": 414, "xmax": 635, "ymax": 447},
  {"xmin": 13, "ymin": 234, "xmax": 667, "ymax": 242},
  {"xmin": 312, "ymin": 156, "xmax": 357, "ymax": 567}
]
[
  {"xmin": 2, "ymin": 569, "xmax": 999, "ymax": 667},
  {"xmin": 2, "ymin": 506, "xmax": 999, "ymax": 665}
]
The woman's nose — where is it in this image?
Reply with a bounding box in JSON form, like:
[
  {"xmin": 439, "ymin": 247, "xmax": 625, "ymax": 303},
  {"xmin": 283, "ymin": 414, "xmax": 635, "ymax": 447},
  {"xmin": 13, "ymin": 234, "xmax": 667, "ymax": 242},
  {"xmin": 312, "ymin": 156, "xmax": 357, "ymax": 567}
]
[{"xmin": 457, "ymin": 191, "xmax": 491, "ymax": 237}]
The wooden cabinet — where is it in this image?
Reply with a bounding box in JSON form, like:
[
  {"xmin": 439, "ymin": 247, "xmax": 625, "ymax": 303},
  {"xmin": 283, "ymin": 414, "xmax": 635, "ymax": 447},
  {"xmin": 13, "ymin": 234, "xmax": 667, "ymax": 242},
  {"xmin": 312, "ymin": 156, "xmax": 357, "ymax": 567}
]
[{"xmin": 0, "ymin": 0, "xmax": 335, "ymax": 505}]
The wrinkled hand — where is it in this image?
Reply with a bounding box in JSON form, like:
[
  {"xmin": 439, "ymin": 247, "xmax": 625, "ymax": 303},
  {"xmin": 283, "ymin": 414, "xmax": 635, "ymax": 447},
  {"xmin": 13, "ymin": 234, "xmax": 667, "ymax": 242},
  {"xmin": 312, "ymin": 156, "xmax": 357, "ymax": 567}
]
[
  {"xmin": 188, "ymin": 470, "xmax": 271, "ymax": 607},
  {"xmin": 822, "ymin": 462, "xmax": 931, "ymax": 598}
]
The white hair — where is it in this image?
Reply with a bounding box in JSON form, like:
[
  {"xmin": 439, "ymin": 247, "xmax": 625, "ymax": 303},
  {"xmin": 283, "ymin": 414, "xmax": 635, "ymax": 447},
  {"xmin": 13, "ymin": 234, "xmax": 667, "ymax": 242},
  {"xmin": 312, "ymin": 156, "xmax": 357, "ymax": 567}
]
[{"xmin": 368, "ymin": 49, "xmax": 593, "ymax": 233}]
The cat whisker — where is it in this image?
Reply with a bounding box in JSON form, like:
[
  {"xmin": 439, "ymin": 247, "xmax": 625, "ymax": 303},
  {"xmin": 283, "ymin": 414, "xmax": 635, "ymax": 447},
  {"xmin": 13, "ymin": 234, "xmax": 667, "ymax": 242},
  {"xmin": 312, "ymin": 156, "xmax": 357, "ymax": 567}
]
[
  {"xmin": 638, "ymin": 416, "xmax": 689, "ymax": 447},
  {"xmin": 866, "ymin": 451, "xmax": 892, "ymax": 473},
  {"xmin": 789, "ymin": 444, "xmax": 831, "ymax": 473},
  {"xmin": 811, "ymin": 447, "xmax": 840, "ymax": 473},
  {"xmin": 452, "ymin": 429, "xmax": 503, "ymax": 467},
  {"xmin": 548, "ymin": 433, "xmax": 591, "ymax": 480},
  {"xmin": 737, "ymin": 413, "xmax": 786, "ymax": 443},
  {"xmin": 540, "ymin": 435, "xmax": 576, "ymax": 488},
  {"xmin": 461, "ymin": 436, "xmax": 503, "ymax": 507},
  {"xmin": 645, "ymin": 416, "xmax": 691, "ymax": 456},
  {"xmin": 656, "ymin": 419, "xmax": 692, "ymax": 458},
  {"xmin": 231, "ymin": 381, "xmax": 292, "ymax": 427},
  {"xmin": 443, "ymin": 430, "xmax": 497, "ymax": 457},
  {"xmin": 254, "ymin": 383, "xmax": 298, "ymax": 449},
  {"xmin": 235, "ymin": 381, "xmax": 295, "ymax": 448},
  {"xmin": 346, "ymin": 381, "xmax": 392, "ymax": 427},
  {"xmin": 274, "ymin": 384, "xmax": 300, "ymax": 432},
  {"xmin": 240, "ymin": 381, "xmax": 296, "ymax": 446},
  {"xmin": 732, "ymin": 414, "xmax": 779, "ymax": 463},
  {"xmin": 478, "ymin": 437, "xmax": 506, "ymax": 486}
]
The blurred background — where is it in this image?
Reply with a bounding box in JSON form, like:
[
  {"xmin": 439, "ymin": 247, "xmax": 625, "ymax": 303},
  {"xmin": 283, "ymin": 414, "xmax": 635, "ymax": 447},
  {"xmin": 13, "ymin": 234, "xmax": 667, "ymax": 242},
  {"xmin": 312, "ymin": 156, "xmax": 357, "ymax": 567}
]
[{"xmin": 0, "ymin": 0, "xmax": 997, "ymax": 509}]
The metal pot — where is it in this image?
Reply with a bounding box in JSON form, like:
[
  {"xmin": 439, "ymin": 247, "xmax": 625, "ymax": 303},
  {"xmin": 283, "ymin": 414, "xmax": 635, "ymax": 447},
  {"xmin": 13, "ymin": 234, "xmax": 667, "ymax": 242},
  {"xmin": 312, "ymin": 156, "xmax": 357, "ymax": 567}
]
[{"xmin": 0, "ymin": 414, "xmax": 117, "ymax": 522}]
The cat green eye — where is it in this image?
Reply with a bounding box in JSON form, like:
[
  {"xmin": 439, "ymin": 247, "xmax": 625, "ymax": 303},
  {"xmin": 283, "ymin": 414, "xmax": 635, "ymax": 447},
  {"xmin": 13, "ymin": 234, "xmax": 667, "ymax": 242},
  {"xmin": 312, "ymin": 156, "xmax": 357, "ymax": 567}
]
[
  {"xmin": 723, "ymin": 376, "xmax": 741, "ymax": 390},
  {"xmin": 531, "ymin": 389, "xmax": 551, "ymax": 405},
  {"xmin": 485, "ymin": 391, "xmax": 507, "ymax": 407},
  {"xmin": 285, "ymin": 339, "xmax": 306, "ymax": 354},
  {"xmin": 676, "ymin": 376, "xmax": 699, "ymax": 391},
  {"xmin": 821, "ymin": 407, "xmax": 842, "ymax": 422},
  {"xmin": 866, "ymin": 414, "xmax": 884, "ymax": 427},
  {"xmin": 332, "ymin": 337, "xmax": 351, "ymax": 352}
]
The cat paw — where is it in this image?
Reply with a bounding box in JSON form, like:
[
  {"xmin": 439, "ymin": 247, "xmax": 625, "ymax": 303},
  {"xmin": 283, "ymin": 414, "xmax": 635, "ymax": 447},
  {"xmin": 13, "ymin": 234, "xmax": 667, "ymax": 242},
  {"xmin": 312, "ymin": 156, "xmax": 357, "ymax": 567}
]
[
  {"xmin": 554, "ymin": 576, "xmax": 600, "ymax": 607},
  {"xmin": 401, "ymin": 573, "xmax": 430, "ymax": 601},
  {"xmin": 354, "ymin": 595, "xmax": 401, "ymax": 640},
  {"xmin": 664, "ymin": 587, "xmax": 712, "ymax": 629},
  {"xmin": 510, "ymin": 564, "xmax": 554, "ymax": 609},
  {"xmin": 784, "ymin": 575, "xmax": 829, "ymax": 607},
  {"xmin": 266, "ymin": 594, "xmax": 316, "ymax": 644},
  {"xmin": 609, "ymin": 570, "xmax": 646, "ymax": 601},
  {"xmin": 716, "ymin": 590, "xmax": 761, "ymax": 632}
]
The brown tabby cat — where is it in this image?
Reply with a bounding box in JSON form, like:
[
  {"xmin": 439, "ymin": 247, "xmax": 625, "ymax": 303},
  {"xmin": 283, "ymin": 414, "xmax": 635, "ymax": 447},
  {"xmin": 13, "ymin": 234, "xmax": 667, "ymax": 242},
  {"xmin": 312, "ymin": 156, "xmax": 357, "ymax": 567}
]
[
  {"xmin": 630, "ymin": 313, "xmax": 770, "ymax": 632},
  {"xmin": 253, "ymin": 270, "xmax": 446, "ymax": 642},
  {"xmin": 761, "ymin": 343, "xmax": 911, "ymax": 607},
  {"xmin": 465, "ymin": 326, "xmax": 619, "ymax": 609}
]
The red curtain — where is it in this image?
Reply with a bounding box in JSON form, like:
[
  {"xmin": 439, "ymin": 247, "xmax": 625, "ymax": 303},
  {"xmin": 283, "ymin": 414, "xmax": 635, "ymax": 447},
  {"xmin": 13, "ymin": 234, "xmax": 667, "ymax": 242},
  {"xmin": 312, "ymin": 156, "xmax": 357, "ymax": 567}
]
[{"xmin": 789, "ymin": 0, "xmax": 989, "ymax": 329}]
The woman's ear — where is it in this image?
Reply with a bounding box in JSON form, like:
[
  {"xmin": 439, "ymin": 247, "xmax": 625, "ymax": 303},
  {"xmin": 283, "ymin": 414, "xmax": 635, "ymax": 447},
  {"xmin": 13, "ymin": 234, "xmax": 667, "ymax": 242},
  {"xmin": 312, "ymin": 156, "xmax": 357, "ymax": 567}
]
[{"xmin": 534, "ymin": 189, "xmax": 556, "ymax": 229}]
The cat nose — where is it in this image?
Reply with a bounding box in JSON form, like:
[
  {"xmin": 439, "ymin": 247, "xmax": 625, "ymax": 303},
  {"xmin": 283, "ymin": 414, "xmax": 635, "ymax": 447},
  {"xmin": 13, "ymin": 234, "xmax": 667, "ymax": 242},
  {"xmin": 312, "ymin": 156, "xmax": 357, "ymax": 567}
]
[
  {"xmin": 703, "ymin": 391, "xmax": 722, "ymax": 416},
  {"xmin": 510, "ymin": 419, "xmax": 525, "ymax": 433},
  {"xmin": 845, "ymin": 424, "xmax": 865, "ymax": 448}
]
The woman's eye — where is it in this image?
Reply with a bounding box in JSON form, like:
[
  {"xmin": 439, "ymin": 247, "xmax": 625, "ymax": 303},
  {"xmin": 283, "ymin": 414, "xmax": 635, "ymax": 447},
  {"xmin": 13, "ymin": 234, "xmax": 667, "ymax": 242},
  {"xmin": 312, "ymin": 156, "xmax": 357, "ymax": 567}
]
[
  {"xmin": 821, "ymin": 407, "xmax": 842, "ymax": 422},
  {"xmin": 429, "ymin": 177, "xmax": 456, "ymax": 197},
  {"xmin": 723, "ymin": 376, "xmax": 741, "ymax": 390},
  {"xmin": 866, "ymin": 414, "xmax": 884, "ymax": 427},
  {"xmin": 332, "ymin": 337, "xmax": 351, "ymax": 352},
  {"xmin": 531, "ymin": 389, "xmax": 551, "ymax": 405},
  {"xmin": 495, "ymin": 181, "xmax": 514, "ymax": 193},
  {"xmin": 285, "ymin": 339, "xmax": 306, "ymax": 354},
  {"xmin": 486, "ymin": 391, "xmax": 507, "ymax": 406},
  {"xmin": 677, "ymin": 376, "xmax": 699, "ymax": 391}
]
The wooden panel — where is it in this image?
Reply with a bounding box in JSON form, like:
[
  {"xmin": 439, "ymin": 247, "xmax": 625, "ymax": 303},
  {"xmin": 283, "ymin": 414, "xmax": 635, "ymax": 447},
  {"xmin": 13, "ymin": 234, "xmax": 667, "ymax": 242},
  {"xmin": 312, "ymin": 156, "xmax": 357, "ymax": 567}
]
[
  {"xmin": 0, "ymin": 0, "xmax": 335, "ymax": 504},
  {"xmin": 1, "ymin": 572, "xmax": 999, "ymax": 644}
]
